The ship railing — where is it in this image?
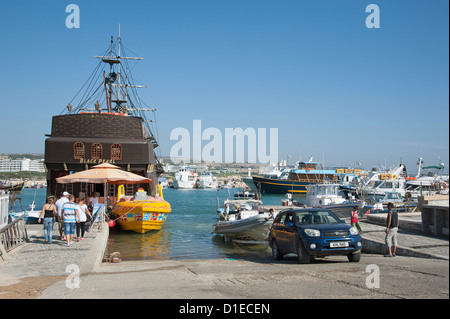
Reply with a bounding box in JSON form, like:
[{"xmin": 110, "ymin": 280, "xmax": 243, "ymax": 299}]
[
  {"xmin": 87, "ymin": 204, "xmax": 106, "ymax": 233},
  {"xmin": 0, "ymin": 215, "xmax": 28, "ymax": 261}
]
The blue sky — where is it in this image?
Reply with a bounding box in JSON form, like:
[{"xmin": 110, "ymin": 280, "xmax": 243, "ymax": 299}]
[{"xmin": 0, "ymin": 0, "xmax": 448, "ymax": 172}]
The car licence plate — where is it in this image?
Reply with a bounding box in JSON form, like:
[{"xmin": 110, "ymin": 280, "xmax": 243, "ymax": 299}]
[{"xmin": 330, "ymin": 242, "xmax": 349, "ymax": 248}]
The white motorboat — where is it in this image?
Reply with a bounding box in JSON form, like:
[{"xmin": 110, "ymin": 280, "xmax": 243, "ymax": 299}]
[
  {"xmin": 369, "ymin": 191, "xmax": 417, "ymax": 213},
  {"xmin": 9, "ymin": 201, "xmax": 41, "ymax": 224},
  {"xmin": 198, "ymin": 172, "xmax": 218, "ymax": 189},
  {"xmin": 216, "ymin": 195, "xmax": 262, "ymax": 220},
  {"xmin": 357, "ymin": 164, "xmax": 407, "ymax": 200},
  {"xmin": 172, "ymin": 166, "xmax": 198, "ymax": 189},
  {"xmin": 404, "ymin": 158, "xmax": 449, "ymax": 197},
  {"xmin": 305, "ymin": 183, "xmax": 371, "ymax": 219},
  {"xmin": 213, "ymin": 192, "xmax": 271, "ymax": 241},
  {"xmin": 212, "ymin": 211, "xmax": 273, "ymax": 241}
]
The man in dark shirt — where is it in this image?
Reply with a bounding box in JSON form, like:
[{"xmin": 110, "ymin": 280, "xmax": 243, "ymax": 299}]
[{"xmin": 385, "ymin": 202, "xmax": 399, "ymax": 257}]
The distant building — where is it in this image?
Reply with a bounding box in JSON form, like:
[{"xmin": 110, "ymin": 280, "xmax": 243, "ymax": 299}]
[{"xmin": 0, "ymin": 158, "xmax": 45, "ymax": 172}]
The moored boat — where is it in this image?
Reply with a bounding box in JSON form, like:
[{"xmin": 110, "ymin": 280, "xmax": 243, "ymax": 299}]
[
  {"xmin": 212, "ymin": 212, "xmax": 273, "ymax": 241},
  {"xmin": 0, "ymin": 182, "xmax": 24, "ymax": 193},
  {"xmin": 44, "ymin": 32, "xmax": 164, "ymax": 202},
  {"xmin": 113, "ymin": 185, "xmax": 171, "ymax": 233},
  {"xmin": 173, "ymin": 167, "xmax": 198, "ymax": 189},
  {"xmin": 56, "ymin": 163, "xmax": 171, "ymax": 233},
  {"xmin": 253, "ymin": 161, "xmax": 340, "ymax": 194},
  {"xmin": 304, "ymin": 183, "xmax": 371, "ymax": 219},
  {"xmin": 198, "ymin": 172, "xmax": 218, "ymax": 189}
]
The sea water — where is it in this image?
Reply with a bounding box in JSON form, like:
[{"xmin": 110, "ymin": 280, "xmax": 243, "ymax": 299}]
[
  {"xmin": 9, "ymin": 187, "xmax": 48, "ymax": 213},
  {"xmin": 14, "ymin": 187, "xmax": 286, "ymax": 261},
  {"xmin": 107, "ymin": 188, "xmax": 286, "ymax": 261}
]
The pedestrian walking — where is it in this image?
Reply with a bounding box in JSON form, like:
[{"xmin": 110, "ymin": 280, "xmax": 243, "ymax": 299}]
[
  {"xmin": 38, "ymin": 196, "xmax": 58, "ymax": 244},
  {"xmin": 385, "ymin": 202, "xmax": 399, "ymax": 257},
  {"xmin": 62, "ymin": 195, "xmax": 80, "ymax": 247},
  {"xmin": 76, "ymin": 198, "xmax": 92, "ymax": 242},
  {"xmin": 351, "ymin": 205, "xmax": 363, "ymax": 234},
  {"xmin": 55, "ymin": 191, "xmax": 70, "ymax": 240}
]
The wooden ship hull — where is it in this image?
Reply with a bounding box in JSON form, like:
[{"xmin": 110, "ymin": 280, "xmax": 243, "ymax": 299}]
[{"xmin": 45, "ymin": 113, "xmax": 161, "ymax": 198}]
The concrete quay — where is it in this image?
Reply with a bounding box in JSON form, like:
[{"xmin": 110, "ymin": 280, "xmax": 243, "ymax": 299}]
[
  {"xmin": 0, "ymin": 212, "xmax": 448, "ymax": 299},
  {"xmin": 359, "ymin": 214, "xmax": 448, "ymax": 260},
  {"xmin": 0, "ymin": 222, "xmax": 109, "ymax": 287}
]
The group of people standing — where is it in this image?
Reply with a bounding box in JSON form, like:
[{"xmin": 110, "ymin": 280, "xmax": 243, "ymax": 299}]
[{"xmin": 38, "ymin": 191, "xmax": 94, "ymax": 247}]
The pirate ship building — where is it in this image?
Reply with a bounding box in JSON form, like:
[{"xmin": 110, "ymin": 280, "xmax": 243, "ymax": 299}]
[{"xmin": 45, "ymin": 34, "xmax": 163, "ymax": 200}]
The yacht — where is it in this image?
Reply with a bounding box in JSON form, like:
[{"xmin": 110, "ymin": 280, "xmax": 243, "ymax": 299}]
[
  {"xmin": 198, "ymin": 172, "xmax": 218, "ymax": 189},
  {"xmin": 405, "ymin": 158, "xmax": 449, "ymax": 197},
  {"xmin": 357, "ymin": 164, "xmax": 407, "ymax": 200},
  {"xmin": 304, "ymin": 183, "xmax": 371, "ymax": 219},
  {"xmin": 172, "ymin": 167, "xmax": 198, "ymax": 189}
]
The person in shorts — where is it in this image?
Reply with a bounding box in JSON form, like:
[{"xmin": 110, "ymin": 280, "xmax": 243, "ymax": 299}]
[
  {"xmin": 55, "ymin": 191, "xmax": 70, "ymax": 240},
  {"xmin": 62, "ymin": 195, "xmax": 80, "ymax": 247},
  {"xmin": 385, "ymin": 202, "xmax": 399, "ymax": 257}
]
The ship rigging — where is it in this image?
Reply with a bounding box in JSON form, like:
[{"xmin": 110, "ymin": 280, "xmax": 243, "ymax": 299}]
[{"xmin": 45, "ymin": 32, "xmax": 164, "ymax": 199}]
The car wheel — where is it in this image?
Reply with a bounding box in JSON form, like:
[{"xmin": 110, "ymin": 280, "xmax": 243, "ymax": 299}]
[
  {"xmin": 348, "ymin": 252, "xmax": 361, "ymax": 262},
  {"xmin": 271, "ymin": 240, "xmax": 283, "ymax": 260},
  {"xmin": 297, "ymin": 239, "xmax": 311, "ymax": 264}
]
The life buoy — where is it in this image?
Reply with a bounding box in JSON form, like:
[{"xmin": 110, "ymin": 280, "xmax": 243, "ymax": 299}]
[
  {"xmin": 306, "ymin": 168, "xmax": 311, "ymax": 172},
  {"xmin": 434, "ymin": 182, "xmax": 448, "ymax": 190}
]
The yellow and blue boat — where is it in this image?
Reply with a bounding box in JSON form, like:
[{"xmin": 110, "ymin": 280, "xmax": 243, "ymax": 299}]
[{"xmin": 113, "ymin": 185, "xmax": 171, "ymax": 233}]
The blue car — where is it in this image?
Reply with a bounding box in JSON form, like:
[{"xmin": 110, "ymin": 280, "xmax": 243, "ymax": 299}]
[{"xmin": 268, "ymin": 208, "xmax": 363, "ymax": 264}]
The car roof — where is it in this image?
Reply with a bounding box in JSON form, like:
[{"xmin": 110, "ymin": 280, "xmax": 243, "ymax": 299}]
[{"xmin": 278, "ymin": 208, "xmax": 333, "ymax": 214}]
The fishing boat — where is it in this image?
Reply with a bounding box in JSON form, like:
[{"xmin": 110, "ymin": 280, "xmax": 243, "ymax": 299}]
[
  {"xmin": 0, "ymin": 182, "xmax": 24, "ymax": 193},
  {"xmin": 304, "ymin": 183, "xmax": 371, "ymax": 219},
  {"xmin": 113, "ymin": 185, "xmax": 171, "ymax": 233},
  {"xmin": 357, "ymin": 164, "xmax": 408, "ymax": 200},
  {"xmin": 198, "ymin": 172, "xmax": 218, "ymax": 189},
  {"xmin": 172, "ymin": 167, "xmax": 198, "ymax": 189},
  {"xmin": 44, "ymin": 31, "xmax": 164, "ymax": 202},
  {"xmin": 252, "ymin": 160, "xmax": 340, "ymax": 194}
]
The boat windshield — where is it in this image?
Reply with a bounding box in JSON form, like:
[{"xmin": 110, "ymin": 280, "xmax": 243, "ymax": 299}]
[{"xmin": 295, "ymin": 210, "xmax": 341, "ymax": 225}]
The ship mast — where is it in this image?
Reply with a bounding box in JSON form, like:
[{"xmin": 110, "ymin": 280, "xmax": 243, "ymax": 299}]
[{"xmin": 94, "ymin": 31, "xmax": 143, "ymax": 115}]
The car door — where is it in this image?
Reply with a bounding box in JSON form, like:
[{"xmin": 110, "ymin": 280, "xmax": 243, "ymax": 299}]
[
  {"xmin": 275, "ymin": 212, "xmax": 296, "ymax": 254},
  {"xmin": 283, "ymin": 212, "xmax": 297, "ymax": 254}
]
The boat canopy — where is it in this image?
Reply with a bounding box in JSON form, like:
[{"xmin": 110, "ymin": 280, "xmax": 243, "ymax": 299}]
[{"xmin": 292, "ymin": 169, "xmax": 338, "ymax": 174}]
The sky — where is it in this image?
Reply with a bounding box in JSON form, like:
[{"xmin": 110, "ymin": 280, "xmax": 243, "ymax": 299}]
[{"xmin": 0, "ymin": 0, "xmax": 448, "ymax": 173}]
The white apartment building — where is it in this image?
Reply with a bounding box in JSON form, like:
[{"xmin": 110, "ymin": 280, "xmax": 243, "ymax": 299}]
[{"xmin": 0, "ymin": 158, "xmax": 45, "ymax": 172}]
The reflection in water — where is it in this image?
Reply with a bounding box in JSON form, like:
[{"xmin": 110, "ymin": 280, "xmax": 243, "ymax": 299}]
[
  {"xmin": 106, "ymin": 188, "xmax": 284, "ymax": 261},
  {"xmin": 108, "ymin": 227, "xmax": 172, "ymax": 260}
]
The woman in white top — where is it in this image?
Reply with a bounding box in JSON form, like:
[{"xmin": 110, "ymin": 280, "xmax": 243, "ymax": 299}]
[{"xmin": 76, "ymin": 198, "xmax": 93, "ymax": 242}]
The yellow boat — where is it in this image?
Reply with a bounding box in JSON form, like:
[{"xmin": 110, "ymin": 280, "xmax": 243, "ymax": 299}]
[{"xmin": 112, "ymin": 184, "xmax": 171, "ymax": 233}]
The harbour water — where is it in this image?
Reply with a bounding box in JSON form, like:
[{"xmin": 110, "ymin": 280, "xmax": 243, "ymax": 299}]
[
  {"xmin": 14, "ymin": 187, "xmax": 286, "ymax": 261},
  {"xmin": 106, "ymin": 188, "xmax": 286, "ymax": 261},
  {"xmin": 8, "ymin": 187, "xmax": 47, "ymax": 213}
]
